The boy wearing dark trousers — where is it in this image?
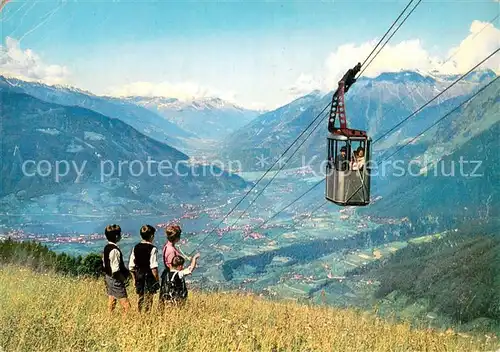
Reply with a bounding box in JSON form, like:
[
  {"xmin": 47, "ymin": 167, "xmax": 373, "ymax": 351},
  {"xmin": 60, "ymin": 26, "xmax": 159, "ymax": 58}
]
[
  {"xmin": 129, "ymin": 225, "xmax": 160, "ymax": 312},
  {"xmin": 102, "ymin": 224, "xmax": 131, "ymax": 313}
]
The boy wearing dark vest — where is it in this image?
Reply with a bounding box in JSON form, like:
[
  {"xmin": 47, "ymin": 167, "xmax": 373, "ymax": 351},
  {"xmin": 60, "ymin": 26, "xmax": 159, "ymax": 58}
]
[
  {"xmin": 129, "ymin": 225, "xmax": 160, "ymax": 312},
  {"xmin": 102, "ymin": 224, "xmax": 131, "ymax": 313}
]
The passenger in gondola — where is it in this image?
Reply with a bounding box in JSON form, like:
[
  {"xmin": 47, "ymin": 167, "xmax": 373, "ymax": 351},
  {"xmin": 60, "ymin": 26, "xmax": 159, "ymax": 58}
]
[
  {"xmin": 353, "ymin": 147, "xmax": 365, "ymax": 171},
  {"xmin": 351, "ymin": 150, "xmax": 359, "ymax": 170},
  {"xmin": 335, "ymin": 146, "xmax": 349, "ymax": 171},
  {"xmin": 356, "ymin": 147, "xmax": 365, "ymax": 169}
]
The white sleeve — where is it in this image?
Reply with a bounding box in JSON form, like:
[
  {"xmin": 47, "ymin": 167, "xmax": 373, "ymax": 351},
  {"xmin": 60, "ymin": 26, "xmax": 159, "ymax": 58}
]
[
  {"xmin": 177, "ymin": 267, "xmax": 192, "ymax": 279},
  {"xmin": 150, "ymin": 247, "xmax": 158, "ymax": 269},
  {"xmin": 129, "ymin": 249, "xmax": 136, "ymax": 271},
  {"xmin": 109, "ymin": 249, "xmax": 120, "ymax": 274}
]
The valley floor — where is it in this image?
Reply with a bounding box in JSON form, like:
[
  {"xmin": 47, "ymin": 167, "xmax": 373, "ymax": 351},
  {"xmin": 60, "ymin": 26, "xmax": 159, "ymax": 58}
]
[{"xmin": 1, "ymin": 266, "xmax": 498, "ymax": 352}]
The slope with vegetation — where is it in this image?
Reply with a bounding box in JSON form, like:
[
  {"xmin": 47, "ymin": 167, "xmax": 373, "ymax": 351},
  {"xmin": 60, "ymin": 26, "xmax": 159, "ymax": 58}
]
[
  {"xmin": 367, "ymin": 119, "xmax": 500, "ymax": 221},
  {"xmin": 0, "ymin": 89, "xmax": 246, "ymax": 230},
  {"xmin": 1, "ymin": 265, "xmax": 498, "ymax": 351},
  {"xmin": 0, "ymin": 238, "xmax": 102, "ymax": 277},
  {"xmin": 0, "ymin": 238, "xmax": 498, "ymax": 351},
  {"xmin": 346, "ymin": 225, "xmax": 500, "ymax": 331}
]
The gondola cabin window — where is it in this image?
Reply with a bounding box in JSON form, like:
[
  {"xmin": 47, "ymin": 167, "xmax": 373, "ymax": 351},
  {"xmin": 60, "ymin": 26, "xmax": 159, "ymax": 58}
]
[{"xmin": 325, "ymin": 134, "xmax": 371, "ymax": 206}]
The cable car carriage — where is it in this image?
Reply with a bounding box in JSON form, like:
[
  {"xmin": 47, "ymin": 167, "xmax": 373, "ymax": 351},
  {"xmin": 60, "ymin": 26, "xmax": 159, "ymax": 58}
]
[{"xmin": 325, "ymin": 63, "xmax": 371, "ymax": 206}]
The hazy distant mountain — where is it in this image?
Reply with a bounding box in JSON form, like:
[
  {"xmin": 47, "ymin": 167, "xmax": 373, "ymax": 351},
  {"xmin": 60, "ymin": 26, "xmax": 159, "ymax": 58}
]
[
  {"xmin": 378, "ymin": 121, "xmax": 500, "ymax": 221},
  {"xmin": 0, "ymin": 76, "xmax": 193, "ymax": 149},
  {"xmin": 222, "ymin": 69, "xmax": 497, "ymax": 171},
  {"xmin": 365, "ymin": 79, "xmax": 500, "ymax": 221},
  {"xmin": 0, "ymin": 89, "xmax": 247, "ymax": 229},
  {"xmin": 125, "ymin": 96, "xmax": 260, "ymax": 139}
]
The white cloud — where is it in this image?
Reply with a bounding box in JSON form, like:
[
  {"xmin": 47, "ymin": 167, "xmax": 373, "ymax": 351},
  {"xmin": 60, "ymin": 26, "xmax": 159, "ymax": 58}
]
[
  {"xmin": 440, "ymin": 20, "xmax": 500, "ymax": 74},
  {"xmin": 1, "ymin": 18, "xmax": 498, "ymax": 111},
  {"xmin": 238, "ymin": 100, "xmax": 268, "ymax": 112},
  {"xmin": 287, "ymin": 39, "xmax": 442, "ymax": 99},
  {"xmin": 107, "ymin": 80, "xmax": 274, "ymax": 110},
  {"xmin": 108, "ymin": 81, "xmax": 210, "ymax": 100},
  {"xmin": 293, "ymin": 19, "xmax": 500, "ymax": 94},
  {"xmin": 0, "ymin": 37, "xmax": 70, "ymax": 85},
  {"xmin": 325, "ymin": 39, "xmax": 441, "ymax": 83},
  {"xmin": 286, "ymin": 73, "xmax": 322, "ymax": 97},
  {"xmin": 286, "ymin": 39, "xmax": 442, "ymax": 98},
  {"xmin": 106, "ymin": 80, "xmax": 241, "ymax": 104}
]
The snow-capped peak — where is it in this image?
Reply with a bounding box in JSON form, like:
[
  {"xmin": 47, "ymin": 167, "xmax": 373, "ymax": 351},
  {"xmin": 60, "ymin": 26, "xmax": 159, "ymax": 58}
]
[
  {"xmin": 0, "ymin": 75, "xmax": 97, "ymax": 97},
  {"xmin": 371, "ymin": 70, "xmax": 436, "ymax": 84},
  {"xmin": 52, "ymin": 84, "xmax": 96, "ymax": 96},
  {"xmin": 125, "ymin": 95, "xmax": 250, "ymax": 112},
  {"xmin": 426, "ymin": 68, "xmax": 497, "ymax": 83}
]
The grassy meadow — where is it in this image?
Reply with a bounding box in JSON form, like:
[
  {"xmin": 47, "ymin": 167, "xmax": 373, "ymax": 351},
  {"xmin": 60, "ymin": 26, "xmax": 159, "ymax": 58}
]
[{"xmin": 1, "ymin": 266, "xmax": 499, "ymax": 352}]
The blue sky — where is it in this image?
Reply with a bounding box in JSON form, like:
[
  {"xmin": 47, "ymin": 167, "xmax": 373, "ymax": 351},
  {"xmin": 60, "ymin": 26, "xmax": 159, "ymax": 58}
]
[{"xmin": 1, "ymin": 0, "xmax": 499, "ymax": 108}]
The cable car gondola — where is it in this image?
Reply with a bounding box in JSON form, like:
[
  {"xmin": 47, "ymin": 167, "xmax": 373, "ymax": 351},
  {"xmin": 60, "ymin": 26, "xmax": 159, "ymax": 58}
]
[{"xmin": 325, "ymin": 63, "xmax": 371, "ymax": 206}]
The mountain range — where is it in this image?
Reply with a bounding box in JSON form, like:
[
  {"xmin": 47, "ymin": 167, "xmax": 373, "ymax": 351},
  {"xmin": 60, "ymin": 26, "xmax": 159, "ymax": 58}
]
[
  {"xmin": 221, "ymin": 69, "xmax": 498, "ymax": 171},
  {"xmin": 220, "ymin": 69, "xmax": 499, "ymax": 227},
  {"xmin": 0, "ymin": 85, "xmax": 247, "ymax": 232},
  {"xmin": 0, "ymin": 76, "xmax": 260, "ymax": 152},
  {"xmin": 1, "ymin": 67, "xmax": 498, "ymax": 336},
  {"xmin": 1, "ymin": 68, "xmax": 498, "ymax": 232},
  {"xmin": 365, "ymin": 80, "xmax": 500, "ymax": 222},
  {"xmin": 0, "ymin": 76, "xmax": 195, "ymax": 149},
  {"xmin": 124, "ymin": 96, "xmax": 260, "ymax": 139}
]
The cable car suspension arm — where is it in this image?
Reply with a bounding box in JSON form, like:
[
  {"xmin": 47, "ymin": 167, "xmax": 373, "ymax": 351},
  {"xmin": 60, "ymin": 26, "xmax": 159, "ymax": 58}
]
[{"xmin": 328, "ymin": 63, "xmax": 362, "ymax": 133}]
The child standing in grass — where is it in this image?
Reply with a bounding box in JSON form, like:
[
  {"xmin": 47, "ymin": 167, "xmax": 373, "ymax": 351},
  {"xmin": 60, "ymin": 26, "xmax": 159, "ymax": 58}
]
[
  {"xmin": 159, "ymin": 253, "xmax": 200, "ymax": 306},
  {"xmin": 102, "ymin": 224, "xmax": 131, "ymax": 313},
  {"xmin": 129, "ymin": 225, "xmax": 160, "ymax": 312},
  {"xmin": 159, "ymin": 225, "xmax": 183, "ymax": 309},
  {"xmin": 162, "ymin": 224, "xmax": 184, "ymax": 269}
]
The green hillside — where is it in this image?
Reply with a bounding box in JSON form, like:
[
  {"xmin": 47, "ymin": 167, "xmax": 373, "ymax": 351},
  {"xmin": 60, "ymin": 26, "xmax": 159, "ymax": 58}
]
[
  {"xmin": 346, "ymin": 227, "xmax": 500, "ymax": 332},
  {"xmin": 1, "ymin": 265, "xmax": 498, "ymax": 351}
]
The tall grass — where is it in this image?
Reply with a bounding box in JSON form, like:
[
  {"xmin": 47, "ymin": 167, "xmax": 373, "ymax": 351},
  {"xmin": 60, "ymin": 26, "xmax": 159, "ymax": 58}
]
[{"xmin": 0, "ymin": 266, "xmax": 498, "ymax": 352}]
